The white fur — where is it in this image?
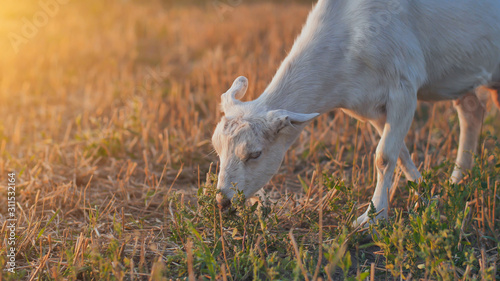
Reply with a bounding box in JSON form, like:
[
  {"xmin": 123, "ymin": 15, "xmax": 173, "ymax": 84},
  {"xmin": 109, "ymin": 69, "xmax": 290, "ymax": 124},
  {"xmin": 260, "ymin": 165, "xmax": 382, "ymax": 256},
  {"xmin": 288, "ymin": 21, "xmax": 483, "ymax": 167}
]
[{"xmin": 212, "ymin": 0, "xmax": 500, "ymax": 225}]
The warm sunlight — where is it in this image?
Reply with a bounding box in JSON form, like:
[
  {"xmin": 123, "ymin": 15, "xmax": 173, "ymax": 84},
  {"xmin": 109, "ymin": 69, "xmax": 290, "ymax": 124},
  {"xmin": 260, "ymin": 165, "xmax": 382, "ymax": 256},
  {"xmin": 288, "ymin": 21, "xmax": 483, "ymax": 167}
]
[{"xmin": 0, "ymin": 0, "xmax": 499, "ymax": 280}]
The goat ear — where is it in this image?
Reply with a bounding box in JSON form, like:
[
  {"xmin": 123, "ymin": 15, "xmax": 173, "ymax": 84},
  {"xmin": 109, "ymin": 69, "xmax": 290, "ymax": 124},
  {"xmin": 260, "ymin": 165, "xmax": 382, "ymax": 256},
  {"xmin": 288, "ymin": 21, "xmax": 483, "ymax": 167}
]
[{"xmin": 267, "ymin": 110, "xmax": 320, "ymax": 134}]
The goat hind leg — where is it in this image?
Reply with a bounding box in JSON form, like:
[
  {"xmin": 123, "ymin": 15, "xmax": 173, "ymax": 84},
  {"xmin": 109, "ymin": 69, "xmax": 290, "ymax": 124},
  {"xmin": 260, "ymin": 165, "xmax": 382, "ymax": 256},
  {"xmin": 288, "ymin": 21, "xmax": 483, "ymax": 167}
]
[{"xmin": 450, "ymin": 92, "xmax": 485, "ymax": 183}]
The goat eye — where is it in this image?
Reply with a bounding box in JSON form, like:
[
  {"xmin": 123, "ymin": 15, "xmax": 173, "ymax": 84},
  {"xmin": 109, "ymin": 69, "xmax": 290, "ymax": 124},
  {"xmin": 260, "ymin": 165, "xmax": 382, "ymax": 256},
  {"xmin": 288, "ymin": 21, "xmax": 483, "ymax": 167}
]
[{"xmin": 248, "ymin": 151, "xmax": 262, "ymax": 160}]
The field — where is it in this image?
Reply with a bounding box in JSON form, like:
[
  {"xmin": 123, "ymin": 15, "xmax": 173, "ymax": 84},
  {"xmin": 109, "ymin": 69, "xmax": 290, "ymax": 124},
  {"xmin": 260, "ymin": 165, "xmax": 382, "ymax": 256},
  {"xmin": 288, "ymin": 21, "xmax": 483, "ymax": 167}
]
[{"xmin": 0, "ymin": 0, "xmax": 499, "ymax": 280}]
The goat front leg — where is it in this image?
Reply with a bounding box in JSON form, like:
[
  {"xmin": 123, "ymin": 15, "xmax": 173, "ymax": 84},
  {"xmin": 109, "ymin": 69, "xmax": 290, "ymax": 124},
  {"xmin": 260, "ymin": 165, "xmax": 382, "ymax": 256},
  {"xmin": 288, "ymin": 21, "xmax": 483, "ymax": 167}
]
[
  {"xmin": 370, "ymin": 119, "xmax": 422, "ymax": 182},
  {"xmin": 355, "ymin": 91, "xmax": 417, "ymax": 227},
  {"xmin": 450, "ymin": 92, "xmax": 486, "ymax": 183}
]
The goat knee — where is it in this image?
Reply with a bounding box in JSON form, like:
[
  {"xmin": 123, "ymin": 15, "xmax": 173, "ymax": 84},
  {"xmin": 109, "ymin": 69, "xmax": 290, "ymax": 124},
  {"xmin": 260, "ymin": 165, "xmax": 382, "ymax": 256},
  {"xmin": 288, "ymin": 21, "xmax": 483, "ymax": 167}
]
[{"xmin": 375, "ymin": 151, "xmax": 396, "ymax": 174}]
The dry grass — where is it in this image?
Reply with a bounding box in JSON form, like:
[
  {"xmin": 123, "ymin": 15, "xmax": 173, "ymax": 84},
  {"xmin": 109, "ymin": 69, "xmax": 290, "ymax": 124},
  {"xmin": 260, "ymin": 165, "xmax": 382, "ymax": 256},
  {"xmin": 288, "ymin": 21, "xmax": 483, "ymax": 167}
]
[{"xmin": 0, "ymin": 0, "xmax": 499, "ymax": 280}]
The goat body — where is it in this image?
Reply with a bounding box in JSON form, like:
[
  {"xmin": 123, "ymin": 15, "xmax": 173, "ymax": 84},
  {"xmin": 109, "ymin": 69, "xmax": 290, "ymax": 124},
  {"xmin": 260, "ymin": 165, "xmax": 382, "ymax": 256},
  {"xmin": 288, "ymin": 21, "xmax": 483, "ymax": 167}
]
[{"xmin": 212, "ymin": 0, "xmax": 500, "ymax": 225}]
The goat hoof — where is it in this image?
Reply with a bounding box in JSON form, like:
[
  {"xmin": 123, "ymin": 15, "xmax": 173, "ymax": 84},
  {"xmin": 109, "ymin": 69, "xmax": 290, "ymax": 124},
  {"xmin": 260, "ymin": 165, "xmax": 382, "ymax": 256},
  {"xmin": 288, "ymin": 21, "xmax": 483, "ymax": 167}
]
[{"xmin": 353, "ymin": 208, "xmax": 388, "ymax": 228}]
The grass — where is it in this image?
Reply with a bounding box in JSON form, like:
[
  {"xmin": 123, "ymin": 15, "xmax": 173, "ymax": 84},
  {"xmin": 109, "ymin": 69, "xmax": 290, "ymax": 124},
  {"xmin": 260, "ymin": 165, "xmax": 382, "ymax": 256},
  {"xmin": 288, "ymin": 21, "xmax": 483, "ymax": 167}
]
[{"xmin": 0, "ymin": 0, "xmax": 499, "ymax": 280}]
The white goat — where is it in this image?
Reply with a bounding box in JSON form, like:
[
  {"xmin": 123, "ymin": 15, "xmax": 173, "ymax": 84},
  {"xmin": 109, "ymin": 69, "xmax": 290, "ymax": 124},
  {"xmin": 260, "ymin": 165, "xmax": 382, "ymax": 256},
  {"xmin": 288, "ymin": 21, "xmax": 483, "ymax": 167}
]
[{"xmin": 211, "ymin": 0, "xmax": 500, "ymax": 226}]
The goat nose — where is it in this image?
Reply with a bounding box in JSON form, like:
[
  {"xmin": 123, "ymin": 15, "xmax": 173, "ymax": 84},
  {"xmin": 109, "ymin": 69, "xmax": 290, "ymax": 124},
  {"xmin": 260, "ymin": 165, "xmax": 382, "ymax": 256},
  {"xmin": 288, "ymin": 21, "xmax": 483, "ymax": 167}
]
[{"xmin": 216, "ymin": 193, "xmax": 231, "ymax": 209}]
